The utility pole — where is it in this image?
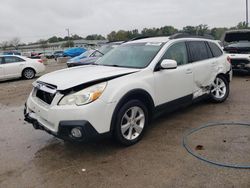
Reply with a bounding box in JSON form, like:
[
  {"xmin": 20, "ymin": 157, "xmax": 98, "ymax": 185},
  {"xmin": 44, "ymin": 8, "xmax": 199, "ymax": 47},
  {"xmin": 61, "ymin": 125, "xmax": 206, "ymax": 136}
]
[
  {"xmin": 246, "ymin": 0, "xmax": 249, "ymax": 27},
  {"xmin": 65, "ymin": 28, "xmax": 71, "ymax": 47}
]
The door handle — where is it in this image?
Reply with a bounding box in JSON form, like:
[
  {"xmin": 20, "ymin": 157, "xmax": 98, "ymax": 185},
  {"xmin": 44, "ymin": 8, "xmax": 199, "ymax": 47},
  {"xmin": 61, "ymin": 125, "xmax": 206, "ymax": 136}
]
[{"xmin": 186, "ymin": 68, "xmax": 192, "ymax": 74}]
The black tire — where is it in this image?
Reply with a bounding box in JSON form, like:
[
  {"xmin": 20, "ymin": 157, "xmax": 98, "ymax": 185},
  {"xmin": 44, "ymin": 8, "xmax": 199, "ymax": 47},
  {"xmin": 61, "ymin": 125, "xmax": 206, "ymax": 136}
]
[
  {"xmin": 22, "ymin": 68, "xmax": 35, "ymax": 79},
  {"xmin": 113, "ymin": 99, "xmax": 148, "ymax": 146},
  {"xmin": 209, "ymin": 75, "xmax": 229, "ymax": 103}
]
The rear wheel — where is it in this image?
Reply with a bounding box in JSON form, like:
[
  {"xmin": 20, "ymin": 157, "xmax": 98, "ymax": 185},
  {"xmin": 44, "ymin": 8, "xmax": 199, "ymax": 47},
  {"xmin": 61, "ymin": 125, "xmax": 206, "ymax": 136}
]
[
  {"xmin": 114, "ymin": 100, "xmax": 148, "ymax": 146},
  {"xmin": 23, "ymin": 68, "xmax": 35, "ymax": 79},
  {"xmin": 210, "ymin": 75, "xmax": 229, "ymax": 103}
]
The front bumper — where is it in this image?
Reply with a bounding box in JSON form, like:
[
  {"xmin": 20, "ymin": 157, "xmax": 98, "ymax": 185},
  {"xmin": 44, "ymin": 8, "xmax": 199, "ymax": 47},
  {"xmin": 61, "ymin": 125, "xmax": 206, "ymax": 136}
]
[
  {"xmin": 24, "ymin": 93, "xmax": 116, "ymax": 142},
  {"xmin": 24, "ymin": 105, "xmax": 100, "ymax": 142},
  {"xmin": 230, "ymin": 58, "xmax": 250, "ymax": 71}
]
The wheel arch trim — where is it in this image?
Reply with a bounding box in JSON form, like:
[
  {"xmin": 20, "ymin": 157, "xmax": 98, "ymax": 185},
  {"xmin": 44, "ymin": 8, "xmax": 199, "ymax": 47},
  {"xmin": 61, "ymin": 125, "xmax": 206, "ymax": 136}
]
[{"xmin": 110, "ymin": 89, "xmax": 155, "ymax": 133}]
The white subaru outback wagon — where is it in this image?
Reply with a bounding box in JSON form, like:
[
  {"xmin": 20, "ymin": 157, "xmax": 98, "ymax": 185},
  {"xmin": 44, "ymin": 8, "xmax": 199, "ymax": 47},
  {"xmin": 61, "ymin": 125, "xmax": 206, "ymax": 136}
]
[{"xmin": 24, "ymin": 35, "xmax": 232, "ymax": 145}]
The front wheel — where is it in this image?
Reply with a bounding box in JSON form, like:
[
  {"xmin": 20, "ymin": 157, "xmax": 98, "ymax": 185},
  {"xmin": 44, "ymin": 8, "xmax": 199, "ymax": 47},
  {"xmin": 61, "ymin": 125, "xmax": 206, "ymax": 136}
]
[
  {"xmin": 209, "ymin": 75, "xmax": 229, "ymax": 103},
  {"xmin": 114, "ymin": 100, "xmax": 148, "ymax": 146}
]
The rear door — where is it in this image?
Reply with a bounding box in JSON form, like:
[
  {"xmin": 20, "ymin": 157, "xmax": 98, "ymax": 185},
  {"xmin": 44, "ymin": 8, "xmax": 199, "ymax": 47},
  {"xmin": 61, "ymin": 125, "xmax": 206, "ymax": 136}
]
[
  {"xmin": 3, "ymin": 56, "xmax": 26, "ymax": 78},
  {"xmin": 0, "ymin": 57, "xmax": 5, "ymax": 79},
  {"xmin": 187, "ymin": 41, "xmax": 215, "ymax": 96}
]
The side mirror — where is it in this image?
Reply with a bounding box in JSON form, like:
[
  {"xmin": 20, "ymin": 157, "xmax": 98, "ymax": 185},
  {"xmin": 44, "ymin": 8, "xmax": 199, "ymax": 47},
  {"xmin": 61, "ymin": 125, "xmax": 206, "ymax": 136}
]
[{"xmin": 160, "ymin": 59, "xmax": 177, "ymax": 69}]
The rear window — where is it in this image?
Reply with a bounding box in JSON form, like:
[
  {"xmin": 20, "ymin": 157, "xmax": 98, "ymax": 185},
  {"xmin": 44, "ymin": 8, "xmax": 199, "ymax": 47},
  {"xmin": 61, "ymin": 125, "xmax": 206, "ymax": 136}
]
[
  {"xmin": 187, "ymin": 41, "xmax": 210, "ymax": 62},
  {"xmin": 208, "ymin": 42, "xmax": 223, "ymax": 57}
]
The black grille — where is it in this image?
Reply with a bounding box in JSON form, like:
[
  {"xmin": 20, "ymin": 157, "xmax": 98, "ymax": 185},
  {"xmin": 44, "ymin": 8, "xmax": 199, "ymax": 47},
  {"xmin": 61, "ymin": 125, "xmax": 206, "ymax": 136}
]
[
  {"xmin": 231, "ymin": 59, "xmax": 250, "ymax": 65},
  {"xmin": 36, "ymin": 89, "xmax": 55, "ymax": 104}
]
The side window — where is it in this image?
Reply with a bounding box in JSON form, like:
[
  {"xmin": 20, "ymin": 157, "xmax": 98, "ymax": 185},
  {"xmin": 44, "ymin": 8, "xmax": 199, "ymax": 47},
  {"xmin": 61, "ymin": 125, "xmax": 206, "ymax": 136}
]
[
  {"xmin": 161, "ymin": 42, "xmax": 188, "ymax": 66},
  {"xmin": 0, "ymin": 57, "xmax": 3, "ymax": 64},
  {"xmin": 4, "ymin": 56, "xmax": 24, "ymax": 64},
  {"xmin": 187, "ymin": 41, "xmax": 210, "ymax": 62},
  {"xmin": 208, "ymin": 42, "xmax": 223, "ymax": 57}
]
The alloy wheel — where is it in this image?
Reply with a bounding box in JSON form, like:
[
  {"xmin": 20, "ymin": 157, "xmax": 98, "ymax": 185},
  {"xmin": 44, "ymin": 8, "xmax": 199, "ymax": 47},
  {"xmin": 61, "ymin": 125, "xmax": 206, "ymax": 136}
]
[
  {"xmin": 24, "ymin": 69, "xmax": 35, "ymax": 79},
  {"xmin": 211, "ymin": 77, "xmax": 227, "ymax": 99},
  {"xmin": 120, "ymin": 106, "xmax": 145, "ymax": 141}
]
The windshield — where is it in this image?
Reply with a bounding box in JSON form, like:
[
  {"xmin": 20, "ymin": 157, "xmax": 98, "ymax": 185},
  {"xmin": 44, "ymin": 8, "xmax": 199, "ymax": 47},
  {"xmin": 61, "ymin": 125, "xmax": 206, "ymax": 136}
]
[
  {"xmin": 224, "ymin": 31, "xmax": 250, "ymax": 45},
  {"xmin": 98, "ymin": 45, "xmax": 115, "ymax": 54},
  {"xmin": 97, "ymin": 42, "xmax": 163, "ymax": 68},
  {"xmin": 78, "ymin": 50, "xmax": 95, "ymax": 58}
]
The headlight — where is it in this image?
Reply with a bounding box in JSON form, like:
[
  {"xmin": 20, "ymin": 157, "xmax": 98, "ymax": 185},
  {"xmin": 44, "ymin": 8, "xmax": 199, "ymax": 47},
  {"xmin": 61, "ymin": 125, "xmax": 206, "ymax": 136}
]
[{"xmin": 59, "ymin": 82, "xmax": 107, "ymax": 106}]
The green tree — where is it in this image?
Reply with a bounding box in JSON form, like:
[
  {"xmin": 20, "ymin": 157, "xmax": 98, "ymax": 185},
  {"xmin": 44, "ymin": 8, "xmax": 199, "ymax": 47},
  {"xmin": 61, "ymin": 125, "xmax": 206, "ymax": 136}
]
[
  {"xmin": 107, "ymin": 31, "xmax": 117, "ymax": 42},
  {"xmin": 61, "ymin": 40, "xmax": 74, "ymax": 48},
  {"xmin": 211, "ymin": 27, "xmax": 228, "ymax": 40},
  {"xmin": 182, "ymin": 26, "xmax": 197, "ymax": 35},
  {"xmin": 48, "ymin": 36, "xmax": 59, "ymax": 43},
  {"xmin": 141, "ymin": 28, "xmax": 157, "ymax": 36},
  {"xmin": 71, "ymin": 34, "xmax": 83, "ymax": 40},
  {"xmin": 196, "ymin": 24, "xmax": 209, "ymax": 36},
  {"xmin": 236, "ymin": 22, "xmax": 249, "ymax": 29},
  {"xmin": 86, "ymin": 34, "xmax": 105, "ymax": 40},
  {"xmin": 160, "ymin": 26, "xmax": 178, "ymax": 36}
]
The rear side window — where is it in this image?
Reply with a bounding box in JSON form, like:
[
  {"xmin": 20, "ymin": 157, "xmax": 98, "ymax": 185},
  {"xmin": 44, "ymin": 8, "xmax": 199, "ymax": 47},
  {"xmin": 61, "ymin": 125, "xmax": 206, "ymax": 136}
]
[
  {"xmin": 187, "ymin": 41, "xmax": 210, "ymax": 62},
  {"xmin": 208, "ymin": 42, "xmax": 223, "ymax": 57},
  {"xmin": 4, "ymin": 56, "xmax": 25, "ymax": 64},
  {"xmin": 0, "ymin": 57, "xmax": 3, "ymax": 64}
]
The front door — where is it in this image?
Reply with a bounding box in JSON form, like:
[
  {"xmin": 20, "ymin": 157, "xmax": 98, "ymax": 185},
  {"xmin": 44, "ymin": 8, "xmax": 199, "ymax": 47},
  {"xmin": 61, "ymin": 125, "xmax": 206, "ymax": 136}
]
[{"xmin": 154, "ymin": 41, "xmax": 194, "ymax": 106}]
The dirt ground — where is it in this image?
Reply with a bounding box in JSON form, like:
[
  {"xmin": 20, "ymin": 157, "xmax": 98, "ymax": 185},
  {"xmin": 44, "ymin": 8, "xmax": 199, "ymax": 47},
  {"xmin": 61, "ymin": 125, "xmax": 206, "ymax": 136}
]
[{"xmin": 0, "ymin": 64, "xmax": 250, "ymax": 188}]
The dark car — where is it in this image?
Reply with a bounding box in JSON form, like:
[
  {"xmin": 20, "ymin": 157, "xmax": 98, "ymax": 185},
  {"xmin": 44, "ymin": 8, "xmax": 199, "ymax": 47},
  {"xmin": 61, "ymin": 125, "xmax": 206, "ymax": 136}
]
[
  {"xmin": 3, "ymin": 51, "xmax": 21, "ymax": 56},
  {"xmin": 53, "ymin": 51, "xmax": 64, "ymax": 60},
  {"xmin": 66, "ymin": 42, "xmax": 123, "ymax": 67}
]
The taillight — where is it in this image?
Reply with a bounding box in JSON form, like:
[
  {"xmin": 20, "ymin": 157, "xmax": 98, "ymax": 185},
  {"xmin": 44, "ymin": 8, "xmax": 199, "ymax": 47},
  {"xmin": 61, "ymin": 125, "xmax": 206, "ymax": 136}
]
[
  {"xmin": 227, "ymin": 56, "xmax": 231, "ymax": 64},
  {"xmin": 37, "ymin": 59, "xmax": 43, "ymax": 63}
]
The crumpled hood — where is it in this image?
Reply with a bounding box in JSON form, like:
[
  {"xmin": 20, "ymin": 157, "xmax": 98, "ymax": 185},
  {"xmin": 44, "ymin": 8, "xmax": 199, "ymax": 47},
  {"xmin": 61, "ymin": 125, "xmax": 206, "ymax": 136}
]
[{"xmin": 36, "ymin": 65, "xmax": 139, "ymax": 90}]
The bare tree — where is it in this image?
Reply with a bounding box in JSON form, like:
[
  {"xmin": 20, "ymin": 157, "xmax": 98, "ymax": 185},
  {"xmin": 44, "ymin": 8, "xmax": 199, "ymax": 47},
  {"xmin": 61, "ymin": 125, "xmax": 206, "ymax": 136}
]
[
  {"xmin": 0, "ymin": 41, "xmax": 9, "ymax": 51},
  {"xmin": 10, "ymin": 37, "xmax": 21, "ymax": 50}
]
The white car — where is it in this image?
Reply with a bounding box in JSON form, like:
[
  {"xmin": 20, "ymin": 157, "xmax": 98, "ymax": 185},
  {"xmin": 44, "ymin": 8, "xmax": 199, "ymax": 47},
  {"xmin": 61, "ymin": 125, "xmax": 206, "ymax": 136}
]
[
  {"xmin": 24, "ymin": 36, "xmax": 232, "ymax": 145},
  {"xmin": 223, "ymin": 30, "xmax": 250, "ymax": 72},
  {"xmin": 0, "ymin": 55, "xmax": 45, "ymax": 81}
]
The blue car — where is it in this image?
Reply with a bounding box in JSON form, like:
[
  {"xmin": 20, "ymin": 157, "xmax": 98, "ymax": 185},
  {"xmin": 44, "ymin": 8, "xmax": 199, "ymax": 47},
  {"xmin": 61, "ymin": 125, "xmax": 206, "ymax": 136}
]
[
  {"xmin": 63, "ymin": 47, "xmax": 86, "ymax": 58},
  {"xmin": 67, "ymin": 42, "xmax": 123, "ymax": 67},
  {"xmin": 3, "ymin": 51, "xmax": 21, "ymax": 56},
  {"xmin": 67, "ymin": 50, "xmax": 96, "ymax": 66}
]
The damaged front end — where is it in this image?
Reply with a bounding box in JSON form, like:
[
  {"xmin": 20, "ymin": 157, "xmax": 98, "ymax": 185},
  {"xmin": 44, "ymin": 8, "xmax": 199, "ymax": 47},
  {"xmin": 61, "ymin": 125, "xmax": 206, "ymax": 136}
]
[{"xmin": 223, "ymin": 30, "xmax": 250, "ymax": 72}]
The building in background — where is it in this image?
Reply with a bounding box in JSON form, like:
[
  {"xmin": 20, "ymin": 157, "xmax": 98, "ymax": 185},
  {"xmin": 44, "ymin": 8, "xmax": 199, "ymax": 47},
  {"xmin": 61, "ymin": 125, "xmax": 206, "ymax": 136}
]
[{"xmin": 0, "ymin": 39, "xmax": 108, "ymax": 56}]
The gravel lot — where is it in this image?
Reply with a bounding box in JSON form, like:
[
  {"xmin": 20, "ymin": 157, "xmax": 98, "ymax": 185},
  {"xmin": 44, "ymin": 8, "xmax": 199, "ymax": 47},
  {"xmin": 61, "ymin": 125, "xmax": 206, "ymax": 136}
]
[{"xmin": 0, "ymin": 64, "xmax": 250, "ymax": 188}]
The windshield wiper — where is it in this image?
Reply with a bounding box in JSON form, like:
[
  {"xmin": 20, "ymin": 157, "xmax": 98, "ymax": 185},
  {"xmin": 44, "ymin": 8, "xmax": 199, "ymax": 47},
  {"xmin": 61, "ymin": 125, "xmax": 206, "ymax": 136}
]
[
  {"xmin": 95, "ymin": 64, "xmax": 120, "ymax": 67},
  {"xmin": 95, "ymin": 50, "xmax": 104, "ymax": 55}
]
